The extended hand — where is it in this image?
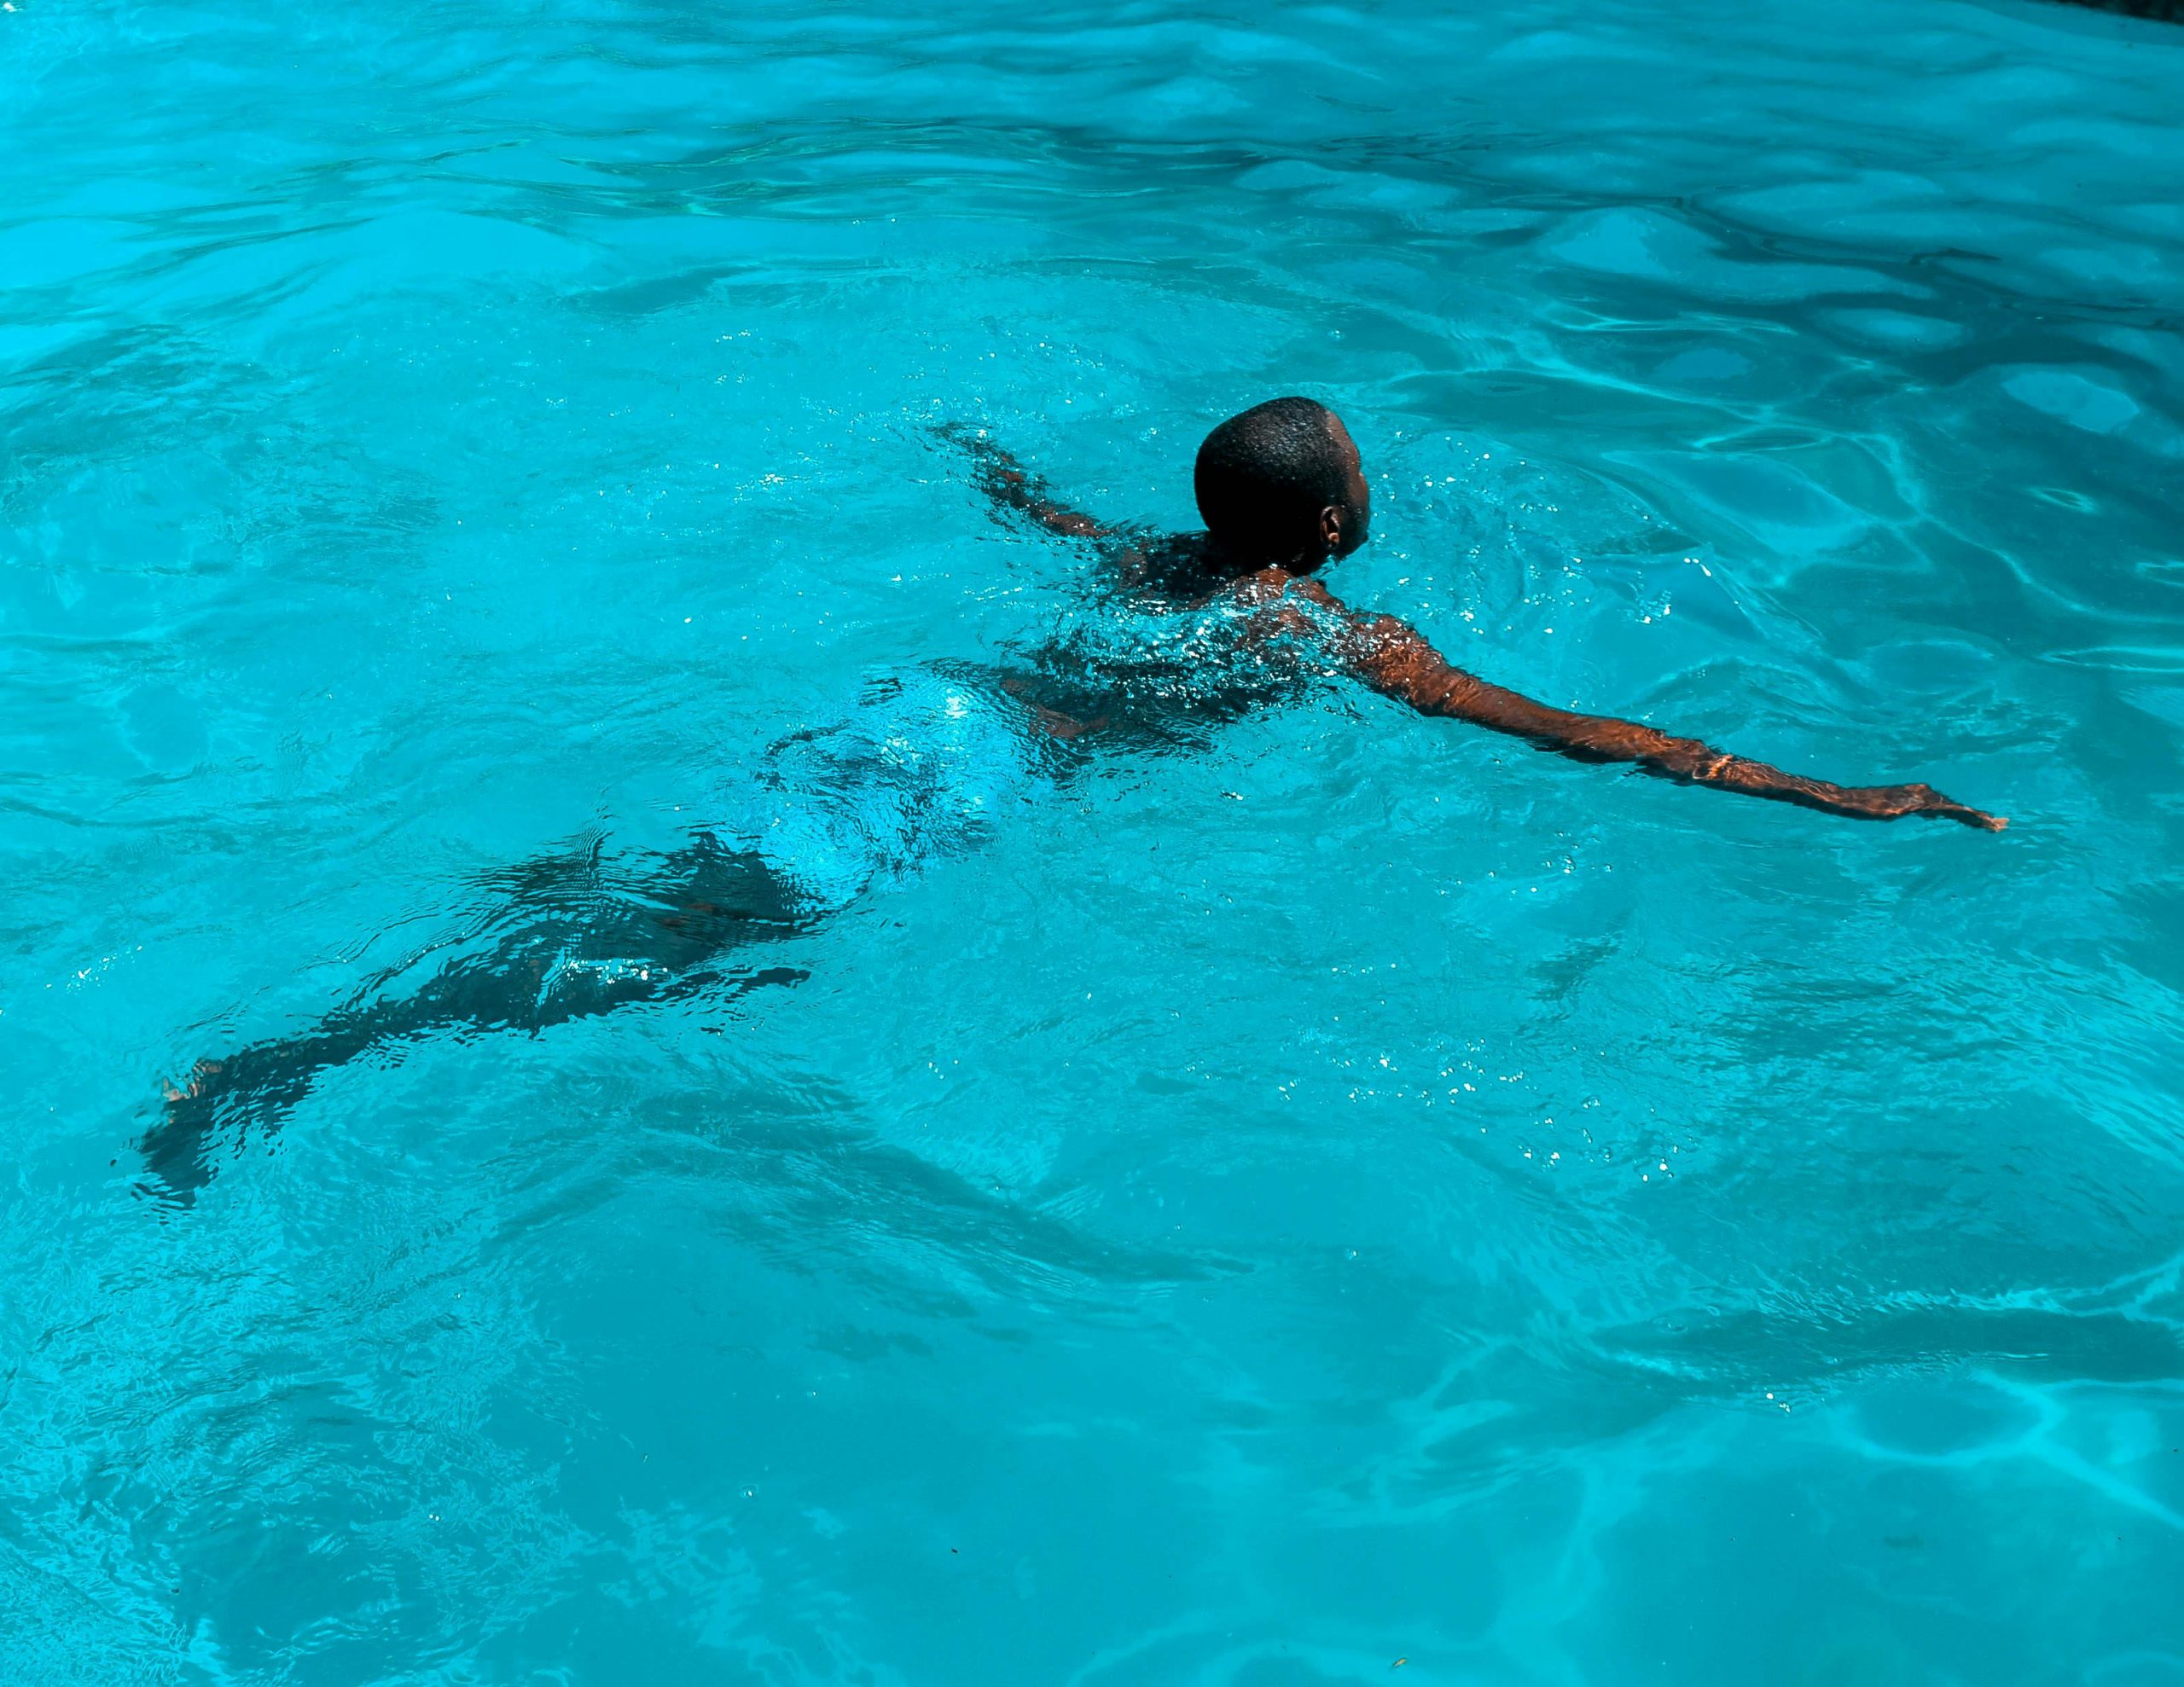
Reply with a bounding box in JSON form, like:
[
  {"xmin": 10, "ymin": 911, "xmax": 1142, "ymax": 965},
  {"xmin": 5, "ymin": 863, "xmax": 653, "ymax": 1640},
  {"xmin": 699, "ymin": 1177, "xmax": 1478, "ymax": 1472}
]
[
  {"xmin": 1850, "ymin": 781, "xmax": 2007, "ymax": 831},
  {"xmin": 1661, "ymin": 742, "xmax": 2007, "ymax": 831}
]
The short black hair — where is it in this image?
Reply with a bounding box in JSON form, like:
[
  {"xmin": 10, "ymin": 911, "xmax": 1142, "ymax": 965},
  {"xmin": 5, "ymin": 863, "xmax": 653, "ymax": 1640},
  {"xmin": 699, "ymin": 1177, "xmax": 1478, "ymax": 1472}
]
[{"xmin": 1194, "ymin": 397, "xmax": 1349, "ymax": 556}]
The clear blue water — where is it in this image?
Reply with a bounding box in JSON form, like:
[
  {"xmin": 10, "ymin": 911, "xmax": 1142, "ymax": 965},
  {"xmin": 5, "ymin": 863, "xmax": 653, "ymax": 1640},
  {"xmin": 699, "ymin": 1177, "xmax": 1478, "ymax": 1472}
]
[{"xmin": 5, "ymin": 0, "xmax": 2184, "ymax": 1678}]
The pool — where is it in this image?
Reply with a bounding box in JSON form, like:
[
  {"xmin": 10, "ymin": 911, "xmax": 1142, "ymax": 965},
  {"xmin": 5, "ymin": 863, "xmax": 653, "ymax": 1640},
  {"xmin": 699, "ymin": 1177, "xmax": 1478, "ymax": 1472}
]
[{"xmin": 4, "ymin": 0, "xmax": 2181, "ymax": 1679}]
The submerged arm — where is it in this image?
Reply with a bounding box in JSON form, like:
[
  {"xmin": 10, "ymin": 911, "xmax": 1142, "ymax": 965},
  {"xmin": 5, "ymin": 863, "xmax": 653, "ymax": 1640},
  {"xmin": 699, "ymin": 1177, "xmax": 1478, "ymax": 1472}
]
[{"xmin": 1304, "ymin": 587, "xmax": 2004, "ymax": 829}]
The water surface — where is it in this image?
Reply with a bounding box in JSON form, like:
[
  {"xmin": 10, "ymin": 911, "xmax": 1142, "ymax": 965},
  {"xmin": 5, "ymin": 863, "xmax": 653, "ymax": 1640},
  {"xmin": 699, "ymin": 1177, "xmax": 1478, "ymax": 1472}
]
[{"xmin": 4, "ymin": 0, "xmax": 2183, "ymax": 1680}]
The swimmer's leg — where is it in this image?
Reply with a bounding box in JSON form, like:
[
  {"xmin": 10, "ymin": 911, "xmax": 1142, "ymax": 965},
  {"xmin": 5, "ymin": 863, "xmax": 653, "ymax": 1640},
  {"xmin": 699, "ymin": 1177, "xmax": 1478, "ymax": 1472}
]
[{"xmin": 139, "ymin": 840, "xmax": 810, "ymax": 1202}]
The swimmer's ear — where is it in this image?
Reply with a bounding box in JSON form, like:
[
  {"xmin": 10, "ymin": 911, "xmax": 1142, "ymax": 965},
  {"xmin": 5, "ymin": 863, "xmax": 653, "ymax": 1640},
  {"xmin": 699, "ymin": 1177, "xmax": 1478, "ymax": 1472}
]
[{"xmin": 1317, "ymin": 504, "xmax": 1345, "ymax": 556}]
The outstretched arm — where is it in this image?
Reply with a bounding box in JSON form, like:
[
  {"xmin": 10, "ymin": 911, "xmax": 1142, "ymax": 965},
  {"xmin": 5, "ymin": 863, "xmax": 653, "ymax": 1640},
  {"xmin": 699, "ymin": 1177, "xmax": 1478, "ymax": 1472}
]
[
  {"xmin": 937, "ymin": 425, "xmax": 1117, "ymax": 541},
  {"xmin": 1304, "ymin": 585, "xmax": 2004, "ymax": 829}
]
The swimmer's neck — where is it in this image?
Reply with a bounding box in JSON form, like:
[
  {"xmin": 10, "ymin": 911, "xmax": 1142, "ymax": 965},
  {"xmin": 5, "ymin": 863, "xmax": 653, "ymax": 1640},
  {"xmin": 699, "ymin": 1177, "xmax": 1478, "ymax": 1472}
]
[{"xmin": 1170, "ymin": 531, "xmax": 1330, "ymax": 588}]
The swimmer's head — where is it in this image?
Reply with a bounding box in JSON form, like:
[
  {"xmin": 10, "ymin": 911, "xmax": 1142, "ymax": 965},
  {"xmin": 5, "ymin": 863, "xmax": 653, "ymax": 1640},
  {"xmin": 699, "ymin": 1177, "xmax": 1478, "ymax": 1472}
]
[{"xmin": 1194, "ymin": 397, "xmax": 1371, "ymax": 571}]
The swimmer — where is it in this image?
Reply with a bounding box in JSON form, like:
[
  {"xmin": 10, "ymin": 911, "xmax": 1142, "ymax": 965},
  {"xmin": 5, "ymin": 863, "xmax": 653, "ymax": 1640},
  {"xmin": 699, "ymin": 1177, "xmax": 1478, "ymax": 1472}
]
[
  {"xmin": 950, "ymin": 396, "xmax": 2006, "ymax": 831},
  {"xmin": 141, "ymin": 397, "xmax": 2001, "ymax": 1202}
]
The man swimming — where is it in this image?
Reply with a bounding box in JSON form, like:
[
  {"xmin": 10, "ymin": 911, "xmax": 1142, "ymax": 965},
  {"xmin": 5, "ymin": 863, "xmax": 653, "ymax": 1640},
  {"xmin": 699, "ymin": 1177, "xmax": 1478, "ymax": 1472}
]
[
  {"xmin": 141, "ymin": 397, "xmax": 2000, "ymax": 1199},
  {"xmin": 955, "ymin": 396, "xmax": 2004, "ymax": 830}
]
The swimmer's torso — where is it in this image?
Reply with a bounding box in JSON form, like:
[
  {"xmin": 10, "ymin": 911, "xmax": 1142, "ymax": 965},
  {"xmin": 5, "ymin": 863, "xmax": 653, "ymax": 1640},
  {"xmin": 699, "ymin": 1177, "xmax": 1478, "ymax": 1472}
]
[{"xmin": 1017, "ymin": 532, "xmax": 1342, "ymax": 729}]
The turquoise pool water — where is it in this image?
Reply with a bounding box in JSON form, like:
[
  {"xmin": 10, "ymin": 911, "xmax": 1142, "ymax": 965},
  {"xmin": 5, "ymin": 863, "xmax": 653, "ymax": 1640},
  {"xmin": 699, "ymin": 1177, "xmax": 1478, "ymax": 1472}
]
[{"xmin": 6, "ymin": 0, "xmax": 2184, "ymax": 1678}]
